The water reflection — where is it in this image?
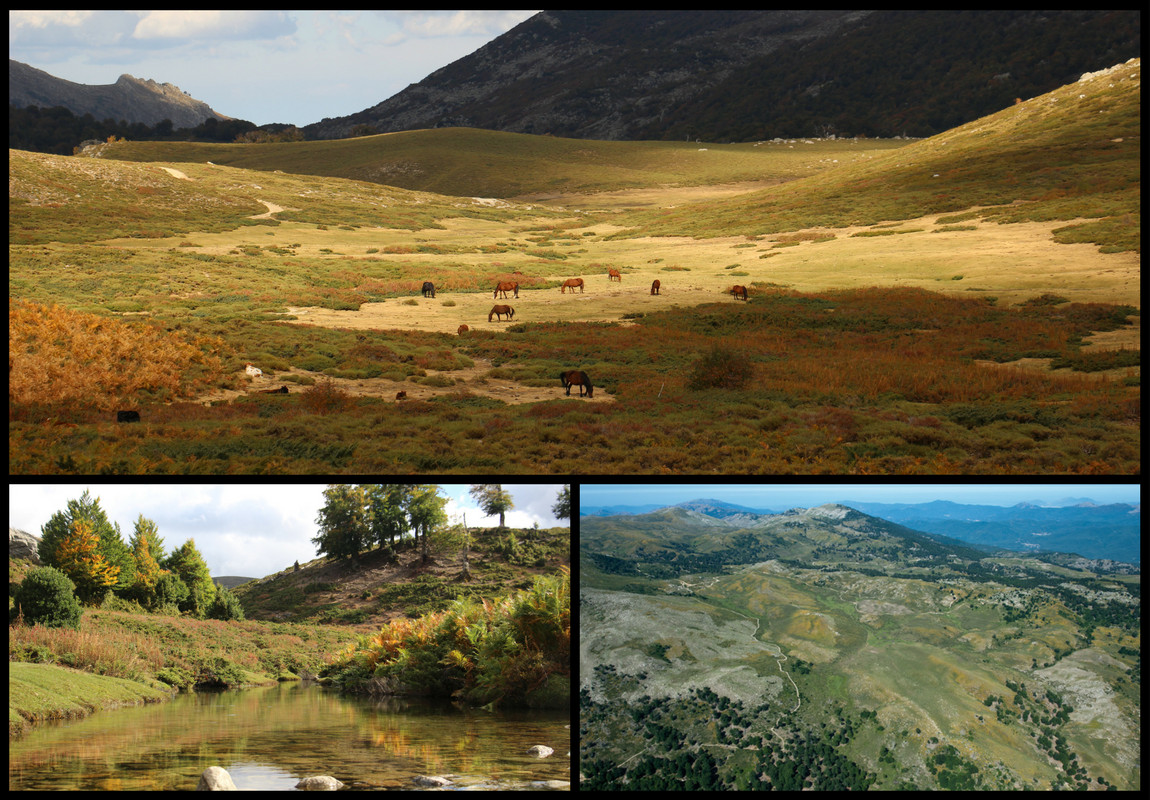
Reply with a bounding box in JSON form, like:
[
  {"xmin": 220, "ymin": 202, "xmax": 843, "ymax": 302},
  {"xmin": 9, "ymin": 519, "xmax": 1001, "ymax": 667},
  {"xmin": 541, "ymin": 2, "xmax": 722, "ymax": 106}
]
[{"xmin": 8, "ymin": 682, "xmax": 571, "ymax": 790}]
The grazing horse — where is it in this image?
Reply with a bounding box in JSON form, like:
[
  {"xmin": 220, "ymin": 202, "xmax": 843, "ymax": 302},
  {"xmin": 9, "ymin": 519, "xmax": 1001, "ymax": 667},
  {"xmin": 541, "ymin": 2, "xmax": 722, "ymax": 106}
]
[
  {"xmin": 651, "ymin": 279, "xmax": 661, "ymax": 295},
  {"xmin": 608, "ymin": 268, "xmax": 622, "ymax": 282},
  {"xmin": 116, "ymin": 410, "xmax": 140, "ymax": 423},
  {"xmin": 561, "ymin": 278, "xmax": 584, "ymax": 294},
  {"xmin": 729, "ymin": 284, "xmax": 748, "ymax": 301},
  {"xmin": 493, "ymin": 281, "xmax": 519, "ymax": 299},
  {"xmin": 559, "ymin": 370, "xmax": 594, "ymax": 398},
  {"xmin": 421, "ymin": 281, "xmax": 436, "ymax": 298},
  {"xmin": 395, "ymin": 391, "xmax": 407, "ymax": 401},
  {"xmin": 457, "ymin": 324, "xmax": 469, "ymax": 335},
  {"xmin": 489, "ymin": 304, "xmax": 515, "ymax": 322}
]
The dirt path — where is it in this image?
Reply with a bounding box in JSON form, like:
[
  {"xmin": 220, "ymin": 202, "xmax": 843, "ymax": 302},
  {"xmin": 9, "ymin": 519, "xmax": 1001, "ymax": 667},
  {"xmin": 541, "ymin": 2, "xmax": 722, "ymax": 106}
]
[{"xmin": 190, "ymin": 360, "xmax": 613, "ymax": 407}]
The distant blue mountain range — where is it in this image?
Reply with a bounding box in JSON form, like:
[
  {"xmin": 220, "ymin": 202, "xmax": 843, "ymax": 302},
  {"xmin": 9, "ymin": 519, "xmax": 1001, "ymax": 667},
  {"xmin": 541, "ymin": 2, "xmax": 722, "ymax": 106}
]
[{"xmin": 580, "ymin": 498, "xmax": 1139, "ymax": 565}]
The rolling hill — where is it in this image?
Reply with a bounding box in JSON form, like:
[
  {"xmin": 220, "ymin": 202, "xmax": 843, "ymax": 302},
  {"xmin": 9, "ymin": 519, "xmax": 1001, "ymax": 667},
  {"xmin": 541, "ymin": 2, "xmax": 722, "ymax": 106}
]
[{"xmin": 614, "ymin": 57, "xmax": 1140, "ymax": 252}]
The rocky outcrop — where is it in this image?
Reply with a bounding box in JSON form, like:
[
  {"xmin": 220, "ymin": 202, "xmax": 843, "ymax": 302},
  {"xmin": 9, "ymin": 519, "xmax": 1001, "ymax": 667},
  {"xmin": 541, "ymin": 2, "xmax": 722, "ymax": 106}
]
[
  {"xmin": 10, "ymin": 59, "xmax": 228, "ymax": 129},
  {"xmin": 9, "ymin": 526, "xmax": 41, "ymax": 564}
]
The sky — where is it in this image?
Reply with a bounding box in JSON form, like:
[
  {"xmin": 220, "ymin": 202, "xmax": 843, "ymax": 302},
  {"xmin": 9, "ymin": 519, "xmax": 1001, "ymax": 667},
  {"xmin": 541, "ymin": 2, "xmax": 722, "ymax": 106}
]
[
  {"xmin": 9, "ymin": 483, "xmax": 568, "ymax": 579},
  {"xmin": 9, "ymin": 10, "xmax": 539, "ymax": 127},
  {"xmin": 581, "ymin": 484, "xmax": 1140, "ymax": 511}
]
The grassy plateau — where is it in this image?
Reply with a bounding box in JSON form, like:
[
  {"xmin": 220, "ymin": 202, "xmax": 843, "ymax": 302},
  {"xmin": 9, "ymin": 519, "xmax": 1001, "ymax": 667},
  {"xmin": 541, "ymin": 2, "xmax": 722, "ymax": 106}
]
[{"xmin": 8, "ymin": 59, "xmax": 1139, "ymax": 473}]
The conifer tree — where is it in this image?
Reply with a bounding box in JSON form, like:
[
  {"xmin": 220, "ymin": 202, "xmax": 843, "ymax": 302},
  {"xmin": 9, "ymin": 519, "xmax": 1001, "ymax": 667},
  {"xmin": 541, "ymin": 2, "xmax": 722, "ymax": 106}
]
[
  {"xmin": 164, "ymin": 539, "xmax": 216, "ymax": 618},
  {"xmin": 53, "ymin": 519, "xmax": 121, "ymax": 604},
  {"xmin": 128, "ymin": 514, "xmax": 165, "ymax": 608},
  {"xmin": 39, "ymin": 489, "xmax": 135, "ymax": 593}
]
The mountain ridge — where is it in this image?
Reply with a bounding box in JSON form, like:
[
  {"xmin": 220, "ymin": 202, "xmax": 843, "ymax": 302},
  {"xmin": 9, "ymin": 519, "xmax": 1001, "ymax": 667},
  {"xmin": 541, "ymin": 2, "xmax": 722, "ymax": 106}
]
[
  {"xmin": 304, "ymin": 10, "xmax": 1140, "ymax": 141},
  {"xmin": 9, "ymin": 58, "xmax": 228, "ymax": 129}
]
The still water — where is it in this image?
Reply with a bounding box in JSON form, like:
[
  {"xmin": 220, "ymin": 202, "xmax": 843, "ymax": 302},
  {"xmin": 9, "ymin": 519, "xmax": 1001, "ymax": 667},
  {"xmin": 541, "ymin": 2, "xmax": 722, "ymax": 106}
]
[{"xmin": 8, "ymin": 681, "xmax": 571, "ymax": 790}]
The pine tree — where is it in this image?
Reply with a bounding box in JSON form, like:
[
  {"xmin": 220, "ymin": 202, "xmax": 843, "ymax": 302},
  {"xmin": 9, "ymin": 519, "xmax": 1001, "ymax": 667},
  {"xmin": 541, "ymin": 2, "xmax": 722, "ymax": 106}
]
[{"xmin": 164, "ymin": 539, "xmax": 216, "ymax": 618}]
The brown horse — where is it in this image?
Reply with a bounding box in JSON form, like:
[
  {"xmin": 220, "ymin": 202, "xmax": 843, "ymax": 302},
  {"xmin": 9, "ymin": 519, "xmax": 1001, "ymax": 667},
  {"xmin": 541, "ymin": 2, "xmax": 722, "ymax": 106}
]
[
  {"xmin": 561, "ymin": 278, "xmax": 584, "ymax": 294},
  {"xmin": 489, "ymin": 304, "xmax": 515, "ymax": 322},
  {"xmin": 559, "ymin": 370, "xmax": 594, "ymax": 398},
  {"xmin": 493, "ymin": 281, "xmax": 519, "ymax": 299},
  {"xmin": 729, "ymin": 284, "xmax": 748, "ymax": 301},
  {"xmin": 421, "ymin": 281, "xmax": 436, "ymax": 298},
  {"xmin": 457, "ymin": 324, "xmax": 469, "ymax": 335},
  {"xmin": 608, "ymin": 268, "xmax": 622, "ymax": 282},
  {"xmin": 651, "ymin": 279, "xmax": 661, "ymax": 295}
]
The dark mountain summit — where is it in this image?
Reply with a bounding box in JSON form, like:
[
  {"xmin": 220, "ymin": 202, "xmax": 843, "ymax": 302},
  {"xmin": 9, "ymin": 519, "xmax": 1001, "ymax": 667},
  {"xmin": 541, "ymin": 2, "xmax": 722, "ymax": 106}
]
[{"xmin": 304, "ymin": 10, "xmax": 1140, "ymax": 142}]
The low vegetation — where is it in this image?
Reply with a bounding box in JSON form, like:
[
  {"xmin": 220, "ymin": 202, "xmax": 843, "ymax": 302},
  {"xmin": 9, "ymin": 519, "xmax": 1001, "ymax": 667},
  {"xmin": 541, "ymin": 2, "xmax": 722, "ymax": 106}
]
[{"xmin": 326, "ymin": 567, "xmax": 569, "ymax": 709}]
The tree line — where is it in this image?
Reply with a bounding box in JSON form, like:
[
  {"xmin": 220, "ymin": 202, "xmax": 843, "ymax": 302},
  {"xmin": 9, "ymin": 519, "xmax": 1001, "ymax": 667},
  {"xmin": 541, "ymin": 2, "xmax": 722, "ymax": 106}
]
[{"xmin": 13, "ymin": 490, "xmax": 240, "ymax": 630}]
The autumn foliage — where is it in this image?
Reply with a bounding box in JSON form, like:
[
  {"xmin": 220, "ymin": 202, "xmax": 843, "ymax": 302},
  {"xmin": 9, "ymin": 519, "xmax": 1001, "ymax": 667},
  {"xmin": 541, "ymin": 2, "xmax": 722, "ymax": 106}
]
[
  {"xmin": 54, "ymin": 519, "xmax": 121, "ymax": 604},
  {"xmin": 9, "ymin": 299, "xmax": 227, "ymax": 417}
]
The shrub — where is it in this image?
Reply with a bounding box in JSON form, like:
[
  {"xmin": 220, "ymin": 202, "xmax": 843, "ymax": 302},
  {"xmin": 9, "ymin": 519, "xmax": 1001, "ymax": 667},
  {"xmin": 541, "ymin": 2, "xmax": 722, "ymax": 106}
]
[
  {"xmin": 688, "ymin": 344, "xmax": 753, "ymax": 390},
  {"xmin": 14, "ymin": 567, "xmax": 83, "ymax": 630},
  {"xmin": 207, "ymin": 585, "xmax": 246, "ymax": 621}
]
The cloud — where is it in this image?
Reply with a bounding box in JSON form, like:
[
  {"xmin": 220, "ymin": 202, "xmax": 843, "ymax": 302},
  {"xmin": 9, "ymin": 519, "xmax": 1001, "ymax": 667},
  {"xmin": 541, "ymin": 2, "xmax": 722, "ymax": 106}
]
[
  {"xmin": 133, "ymin": 11, "xmax": 295, "ymax": 42},
  {"xmin": 392, "ymin": 10, "xmax": 535, "ymax": 38}
]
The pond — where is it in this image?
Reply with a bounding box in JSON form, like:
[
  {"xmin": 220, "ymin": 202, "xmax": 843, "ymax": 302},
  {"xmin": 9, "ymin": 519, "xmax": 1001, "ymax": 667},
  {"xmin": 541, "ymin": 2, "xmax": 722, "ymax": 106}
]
[{"xmin": 8, "ymin": 681, "xmax": 571, "ymax": 790}]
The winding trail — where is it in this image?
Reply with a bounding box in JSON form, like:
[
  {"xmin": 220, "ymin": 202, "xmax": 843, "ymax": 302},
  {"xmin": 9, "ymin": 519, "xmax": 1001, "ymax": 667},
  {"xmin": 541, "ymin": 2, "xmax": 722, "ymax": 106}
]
[{"xmin": 679, "ymin": 574, "xmax": 801, "ymax": 713}]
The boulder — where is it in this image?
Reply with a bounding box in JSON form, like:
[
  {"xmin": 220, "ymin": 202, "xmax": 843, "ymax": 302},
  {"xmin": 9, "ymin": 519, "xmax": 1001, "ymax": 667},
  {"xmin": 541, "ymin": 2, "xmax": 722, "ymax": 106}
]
[
  {"xmin": 295, "ymin": 776, "xmax": 345, "ymax": 790},
  {"xmin": 9, "ymin": 527, "xmax": 41, "ymax": 565},
  {"xmin": 526, "ymin": 745, "xmax": 554, "ymax": 758},
  {"xmin": 412, "ymin": 775, "xmax": 453, "ymax": 787},
  {"xmin": 196, "ymin": 766, "xmax": 237, "ymax": 791}
]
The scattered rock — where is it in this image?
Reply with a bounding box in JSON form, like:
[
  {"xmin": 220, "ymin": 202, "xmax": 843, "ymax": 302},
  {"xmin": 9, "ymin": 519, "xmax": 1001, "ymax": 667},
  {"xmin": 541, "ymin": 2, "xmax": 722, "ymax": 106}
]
[
  {"xmin": 526, "ymin": 745, "xmax": 554, "ymax": 758},
  {"xmin": 296, "ymin": 776, "xmax": 345, "ymax": 790},
  {"xmin": 412, "ymin": 775, "xmax": 453, "ymax": 787},
  {"xmin": 196, "ymin": 766, "xmax": 237, "ymax": 791}
]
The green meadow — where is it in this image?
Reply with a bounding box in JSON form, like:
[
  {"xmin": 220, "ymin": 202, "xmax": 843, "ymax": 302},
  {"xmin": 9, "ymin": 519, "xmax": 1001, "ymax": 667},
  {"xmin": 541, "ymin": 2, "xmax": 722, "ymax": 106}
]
[{"xmin": 8, "ymin": 60, "xmax": 1139, "ymax": 473}]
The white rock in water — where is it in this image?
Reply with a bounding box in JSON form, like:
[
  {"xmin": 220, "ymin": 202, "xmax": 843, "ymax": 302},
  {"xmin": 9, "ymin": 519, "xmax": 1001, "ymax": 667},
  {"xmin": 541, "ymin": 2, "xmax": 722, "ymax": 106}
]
[
  {"xmin": 526, "ymin": 745, "xmax": 554, "ymax": 758},
  {"xmin": 412, "ymin": 775, "xmax": 453, "ymax": 787},
  {"xmin": 295, "ymin": 776, "xmax": 345, "ymax": 790},
  {"xmin": 197, "ymin": 766, "xmax": 237, "ymax": 791}
]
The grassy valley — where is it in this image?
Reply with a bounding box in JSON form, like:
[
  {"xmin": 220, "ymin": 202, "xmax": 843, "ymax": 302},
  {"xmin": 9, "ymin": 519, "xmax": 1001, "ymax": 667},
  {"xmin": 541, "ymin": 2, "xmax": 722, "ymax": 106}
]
[
  {"xmin": 8, "ymin": 61, "xmax": 1139, "ymax": 473},
  {"xmin": 579, "ymin": 506, "xmax": 1141, "ymax": 790}
]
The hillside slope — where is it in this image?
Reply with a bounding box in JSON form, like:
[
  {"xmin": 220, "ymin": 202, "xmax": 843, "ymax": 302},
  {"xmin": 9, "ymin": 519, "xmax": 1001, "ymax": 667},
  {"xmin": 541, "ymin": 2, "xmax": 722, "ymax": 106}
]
[
  {"xmin": 303, "ymin": 10, "xmax": 1140, "ymax": 142},
  {"xmin": 234, "ymin": 525, "xmax": 569, "ymax": 626},
  {"xmin": 615, "ymin": 58, "xmax": 1141, "ymax": 251}
]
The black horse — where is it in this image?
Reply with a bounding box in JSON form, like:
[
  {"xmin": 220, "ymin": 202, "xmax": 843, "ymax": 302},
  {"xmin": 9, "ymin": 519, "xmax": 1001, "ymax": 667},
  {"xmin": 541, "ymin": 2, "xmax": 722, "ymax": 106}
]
[
  {"xmin": 559, "ymin": 370, "xmax": 594, "ymax": 398},
  {"xmin": 421, "ymin": 281, "xmax": 436, "ymax": 298}
]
